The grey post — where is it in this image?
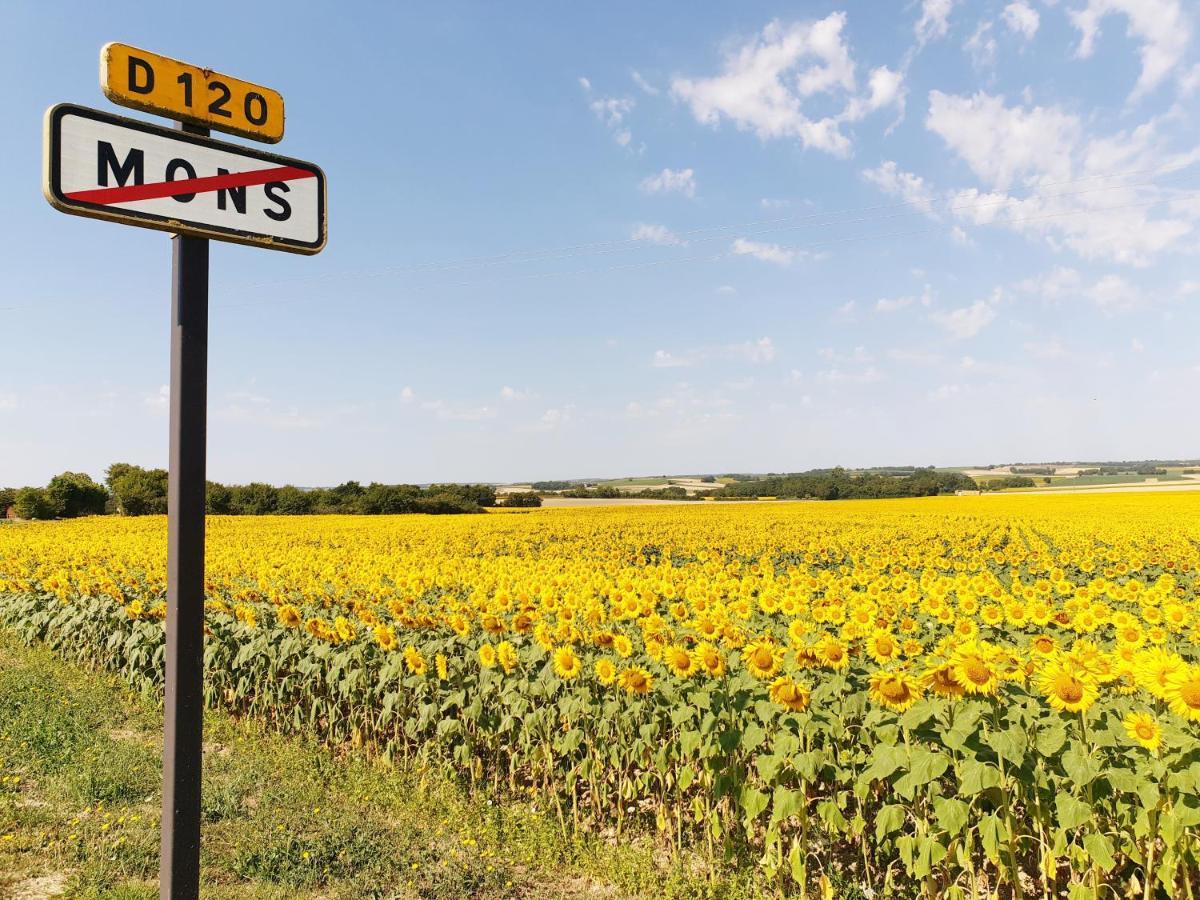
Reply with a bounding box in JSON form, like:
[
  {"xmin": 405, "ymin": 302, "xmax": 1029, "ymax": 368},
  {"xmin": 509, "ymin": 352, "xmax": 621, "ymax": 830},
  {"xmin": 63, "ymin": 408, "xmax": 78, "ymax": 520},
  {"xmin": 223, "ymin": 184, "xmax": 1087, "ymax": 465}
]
[{"xmin": 160, "ymin": 121, "xmax": 210, "ymax": 900}]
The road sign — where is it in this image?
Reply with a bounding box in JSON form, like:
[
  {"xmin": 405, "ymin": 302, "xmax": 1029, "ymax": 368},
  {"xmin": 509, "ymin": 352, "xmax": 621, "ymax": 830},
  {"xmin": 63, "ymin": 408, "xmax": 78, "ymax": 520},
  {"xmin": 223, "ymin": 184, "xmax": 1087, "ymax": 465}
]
[
  {"xmin": 44, "ymin": 103, "xmax": 326, "ymax": 254},
  {"xmin": 101, "ymin": 42, "xmax": 285, "ymax": 143}
]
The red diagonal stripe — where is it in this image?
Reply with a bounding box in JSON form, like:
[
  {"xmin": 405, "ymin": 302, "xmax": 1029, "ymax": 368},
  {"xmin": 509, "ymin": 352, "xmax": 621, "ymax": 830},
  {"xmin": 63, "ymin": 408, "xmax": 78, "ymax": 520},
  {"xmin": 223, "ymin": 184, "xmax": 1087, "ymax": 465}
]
[{"xmin": 65, "ymin": 165, "xmax": 314, "ymax": 206}]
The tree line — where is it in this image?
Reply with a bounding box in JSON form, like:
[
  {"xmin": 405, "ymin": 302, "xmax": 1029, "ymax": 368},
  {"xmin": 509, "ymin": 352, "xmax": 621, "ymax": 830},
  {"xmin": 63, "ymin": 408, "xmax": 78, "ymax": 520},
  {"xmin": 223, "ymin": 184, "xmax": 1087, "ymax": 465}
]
[
  {"xmin": 714, "ymin": 467, "xmax": 978, "ymax": 500},
  {"xmin": 1, "ymin": 464, "xmax": 540, "ymax": 520}
]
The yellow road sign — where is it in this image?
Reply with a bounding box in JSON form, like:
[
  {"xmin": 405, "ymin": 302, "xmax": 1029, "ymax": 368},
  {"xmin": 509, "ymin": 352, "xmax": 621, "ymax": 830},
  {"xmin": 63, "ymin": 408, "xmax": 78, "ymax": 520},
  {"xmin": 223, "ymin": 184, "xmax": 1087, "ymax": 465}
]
[{"xmin": 101, "ymin": 42, "xmax": 285, "ymax": 143}]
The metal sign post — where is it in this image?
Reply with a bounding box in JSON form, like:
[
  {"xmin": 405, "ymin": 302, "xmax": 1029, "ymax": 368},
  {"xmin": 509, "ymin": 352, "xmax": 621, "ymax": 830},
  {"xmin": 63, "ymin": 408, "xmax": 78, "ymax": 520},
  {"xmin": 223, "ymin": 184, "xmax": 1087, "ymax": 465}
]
[
  {"xmin": 43, "ymin": 45, "xmax": 326, "ymax": 900},
  {"xmin": 160, "ymin": 122, "xmax": 209, "ymax": 900}
]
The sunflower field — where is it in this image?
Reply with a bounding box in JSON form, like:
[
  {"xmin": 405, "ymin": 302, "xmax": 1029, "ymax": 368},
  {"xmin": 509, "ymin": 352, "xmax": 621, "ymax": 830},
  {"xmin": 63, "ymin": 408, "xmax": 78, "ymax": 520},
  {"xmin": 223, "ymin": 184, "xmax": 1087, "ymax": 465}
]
[{"xmin": 2, "ymin": 493, "xmax": 1199, "ymax": 897}]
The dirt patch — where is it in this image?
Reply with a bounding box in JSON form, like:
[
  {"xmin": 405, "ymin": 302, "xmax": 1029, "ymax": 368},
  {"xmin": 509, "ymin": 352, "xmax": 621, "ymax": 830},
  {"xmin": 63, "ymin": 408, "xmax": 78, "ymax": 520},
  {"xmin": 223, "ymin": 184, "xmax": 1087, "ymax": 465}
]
[{"xmin": 7, "ymin": 872, "xmax": 71, "ymax": 900}]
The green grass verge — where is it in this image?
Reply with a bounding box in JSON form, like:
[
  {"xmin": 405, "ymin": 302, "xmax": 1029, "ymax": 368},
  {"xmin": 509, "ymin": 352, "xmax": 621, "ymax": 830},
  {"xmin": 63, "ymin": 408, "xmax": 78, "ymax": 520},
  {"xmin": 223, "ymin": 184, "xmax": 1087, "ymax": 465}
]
[{"xmin": 0, "ymin": 632, "xmax": 767, "ymax": 899}]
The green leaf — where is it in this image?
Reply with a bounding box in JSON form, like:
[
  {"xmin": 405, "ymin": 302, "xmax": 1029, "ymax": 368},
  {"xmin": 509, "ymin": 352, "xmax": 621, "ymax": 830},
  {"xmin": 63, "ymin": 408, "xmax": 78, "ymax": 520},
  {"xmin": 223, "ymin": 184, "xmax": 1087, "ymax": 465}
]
[
  {"xmin": 740, "ymin": 786, "xmax": 769, "ymax": 821},
  {"xmin": 756, "ymin": 753, "xmax": 782, "ymax": 783},
  {"xmin": 1082, "ymin": 832, "xmax": 1116, "ymax": 872},
  {"xmin": 741, "ymin": 722, "xmax": 766, "ymax": 752},
  {"xmin": 979, "ymin": 812, "xmax": 1007, "ymax": 863},
  {"xmin": 985, "ymin": 724, "xmax": 1027, "ymax": 766},
  {"xmin": 957, "ymin": 759, "xmax": 1001, "ymax": 796},
  {"xmin": 899, "ymin": 698, "xmax": 936, "ymax": 730},
  {"xmin": 771, "ymin": 786, "xmax": 804, "ymax": 824},
  {"xmin": 875, "ymin": 804, "xmax": 906, "ymax": 841},
  {"xmin": 817, "ymin": 798, "xmax": 847, "ymax": 832},
  {"xmin": 1036, "ymin": 723, "xmax": 1067, "ymax": 756},
  {"xmin": 677, "ymin": 765, "xmax": 696, "ymax": 792},
  {"xmin": 1055, "ymin": 794, "xmax": 1092, "ymax": 830},
  {"xmin": 861, "ymin": 742, "xmax": 907, "ymax": 783},
  {"xmin": 1061, "ymin": 743, "xmax": 1102, "ymax": 788},
  {"xmin": 679, "ymin": 729, "xmax": 701, "ymax": 757},
  {"xmin": 934, "ymin": 797, "xmax": 970, "ymax": 835}
]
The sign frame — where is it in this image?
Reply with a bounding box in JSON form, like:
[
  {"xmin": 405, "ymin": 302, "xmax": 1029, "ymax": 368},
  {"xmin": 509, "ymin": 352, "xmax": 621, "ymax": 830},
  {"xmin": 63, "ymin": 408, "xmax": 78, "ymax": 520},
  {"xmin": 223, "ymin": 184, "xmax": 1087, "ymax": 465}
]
[
  {"xmin": 43, "ymin": 102, "xmax": 327, "ymax": 255},
  {"xmin": 101, "ymin": 42, "xmax": 286, "ymax": 143}
]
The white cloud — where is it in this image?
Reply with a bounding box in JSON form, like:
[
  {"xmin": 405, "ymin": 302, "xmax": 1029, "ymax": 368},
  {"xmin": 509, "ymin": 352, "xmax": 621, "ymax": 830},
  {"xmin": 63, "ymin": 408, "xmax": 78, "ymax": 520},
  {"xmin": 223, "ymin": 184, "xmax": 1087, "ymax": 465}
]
[
  {"xmin": 1017, "ymin": 267, "xmax": 1083, "ymax": 301},
  {"xmin": 1131, "ymin": 337, "xmax": 1146, "ymax": 352},
  {"xmin": 631, "ymin": 223, "xmax": 686, "ymax": 246},
  {"xmin": 670, "ymin": 14, "xmax": 900, "ymax": 157},
  {"xmin": 876, "ymin": 296, "xmax": 914, "ymax": 313},
  {"xmin": 400, "ymin": 386, "xmax": 415, "ymax": 403},
  {"xmin": 652, "ymin": 349, "xmax": 692, "ymax": 368},
  {"xmin": 932, "ymin": 299, "xmax": 997, "ymax": 339},
  {"xmin": 653, "ymin": 337, "xmax": 777, "ymax": 369},
  {"xmin": 916, "ymin": 0, "xmax": 958, "ymax": 46},
  {"xmin": 964, "ymin": 22, "xmax": 998, "ymax": 69},
  {"xmin": 1086, "ymin": 274, "xmax": 1144, "ymax": 311},
  {"xmin": 888, "ymin": 348, "xmax": 942, "ymax": 365},
  {"xmin": 578, "ymin": 76, "xmax": 591, "ymax": 91},
  {"xmin": 861, "ymin": 161, "xmax": 936, "ymax": 216},
  {"xmin": 928, "ymin": 383, "xmax": 963, "ymax": 401},
  {"xmin": 631, "ymin": 70, "xmax": 660, "ymax": 96},
  {"xmin": 818, "ymin": 366, "xmax": 884, "ymax": 384},
  {"xmin": 1069, "ymin": 0, "xmax": 1192, "ymax": 100},
  {"xmin": 729, "ymin": 337, "xmax": 777, "ymax": 364},
  {"xmin": 218, "ymin": 390, "xmax": 321, "ymax": 430},
  {"xmin": 588, "ymin": 95, "xmax": 636, "ymax": 147},
  {"xmin": 834, "ymin": 300, "xmax": 858, "ymax": 319},
  {"xmin": 499, "ymin": 386, "xmax": 529, "ymax": 401},
  {"xmin": 143, "ymin": 384, "xmax": 169, "ymax": 412},
  {"xmin": 1023, "ymin": 338, "xmax": 1068, "ymax": 360},
  {"xmin": 928, "ymin": 92, "xmax": 1197, "ymax": 264},
  {"xmin": 640, "ymin": 168, "xmax": 696, "ymax": 197},
  {"xmin": 0, "ymin": 392, "xmax": 18, "ymax": 411},
  {"xmin": 533, "ymin": 405, "xmax": 574, "ymax": 431},
  {"xmin": 842, "ymin": 66, "xmax": 907, "ymax": 123},
  {"xmin": 819, "ymin": 345, "xmax": 873, "ymax": 364},
  {"xmin": 731, "ymin": 237, "xmax": 795, "ymax": 266},
  {"xmin": 760, "ymin": 197, "xmax": 790, "ymax": 209},
  {"xmin": 876, "ymin": 286, "xmax": 932, "ymax": 312},
  {"xmin": 716, "ymin": 284, "xmax": 738, "ymax": 295},
  {"xmin": 927, "ymin": 90, "xmax": 1079, "ymax": 189},
  {"xmin": 420, "ymin": 400, "xmax": 497, "ymax": 422},
  {"xmin": 1003, "ymin": 2, "xmax": 1040, "ymax": 39}
]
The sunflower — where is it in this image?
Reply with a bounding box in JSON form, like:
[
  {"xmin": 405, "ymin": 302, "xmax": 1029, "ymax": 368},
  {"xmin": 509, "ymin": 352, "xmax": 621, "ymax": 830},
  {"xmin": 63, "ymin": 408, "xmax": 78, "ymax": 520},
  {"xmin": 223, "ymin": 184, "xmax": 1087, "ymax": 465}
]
[
  {"xmin": 404, "ymin": 645, "xmax": 428, "ymax": 676},
  {"xmin": 277, "ymin": 604, "xmax": 302, "ymax": 628},
  {"xmin": 815, "ymin": 634, "xmax": 850, "ymax": 671},
  {"xmin": 612, "ymin": 634, "xmax": 634, "ymax": 658},
  {"xmin": 1133, "ymin": 647, "xmax": 1185, "ymax": 700},
  {"xmin": 497, "ymin": 640, "xmax": 519, "ymax": 673},
  {"xmin": 594, "ymin": 658, "xmax": 617, "ymax": 685},
  {"xmin": 923, "ymin": 662, "xmax": 966, "ymax": 698},
  {"xmin": 869, "ymin": 670, "xmax": 924, "ymax": 712},
  {"xmin": 1037, "ymin": 662, "xmax": 1098, "ymax": 714},
  {"xmin": 436, "ymin": 653, "xmax": 449, "ymax": 681},
  {"xmin": 553, "ymin": 645, "xmax": 581, "ymax": 680},
  {"xmin": 618, "ymin": 665, "xmax": 653, "ymax": 695},
  {"xmin": 334, "ymin": 615, "xmax": 356, "ymax": 642},
  {"xmin": 1165, "ymin": 665, "xmax": 1200, "ymax": 722},
  {"xmin": 373, "ymin": 624, "xmax": 399, "ymax": 652},
  {"xmin": 950, "ymin": 642, "xmax": 1000, "ymax": 696},
  {"xmin": 664, "ymin": 644, "xmax": 697, "ymax": 678},
  {"xmin": 1122, "ymin": 711, "xmax": 1162, "ymax": 751},
  {"xmin": 742, "ymin": 638, "xmax": 784, "ymax": 679},
  {"xmin": 693, "ymin": 641, "xmax": 726, "ymax": 678},
  {"xmin": 769, "ymin": 676, "xmax": 811, "ymax": 712},
  {"xmin": 865, "ymin": 630, "xmax": 900, "ymax": 665}
]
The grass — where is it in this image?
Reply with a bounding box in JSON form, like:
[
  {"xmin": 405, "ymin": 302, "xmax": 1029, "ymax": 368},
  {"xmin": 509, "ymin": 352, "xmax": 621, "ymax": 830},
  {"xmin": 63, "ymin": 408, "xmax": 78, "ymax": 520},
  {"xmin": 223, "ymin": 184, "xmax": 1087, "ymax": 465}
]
[{"xmin": 0, "ymin": 632, "xmax": 764, "ymax": 899}]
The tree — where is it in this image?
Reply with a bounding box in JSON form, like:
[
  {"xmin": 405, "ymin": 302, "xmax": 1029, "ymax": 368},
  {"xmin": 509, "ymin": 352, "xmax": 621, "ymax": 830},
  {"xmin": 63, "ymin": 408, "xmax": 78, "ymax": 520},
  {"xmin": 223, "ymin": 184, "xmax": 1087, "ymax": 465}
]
[
  {"xmin": 14, "ymin": 487, "xmax": 55, "ymax": 520},
  {"xmin": 45, "ymin": 471, "xmax": 108, "ymax": 518},
  {"xmin": 428, "ymin": 484, "xmax": 497, "ymax": 508},
  {"xmin": 206, "ymin": 481, "xmax": 233, "ymax": 514},
  {"xmin": 275, "ymin": 485, "xmax": 315, "ymax": 515},
  {"xmin": 503, "ymin": 491, "xmax": 542, "ymax": 508},
  {"xmin": 0, "ymin": 487, "xmax": 16, "ymax": 514},
  {"xmin": 106, "ymin": 463, "xmax": 168, "ymax": 516},
  {"xmin": 230, "ymin": 483, "xmax": 279, "ymax": 515}
]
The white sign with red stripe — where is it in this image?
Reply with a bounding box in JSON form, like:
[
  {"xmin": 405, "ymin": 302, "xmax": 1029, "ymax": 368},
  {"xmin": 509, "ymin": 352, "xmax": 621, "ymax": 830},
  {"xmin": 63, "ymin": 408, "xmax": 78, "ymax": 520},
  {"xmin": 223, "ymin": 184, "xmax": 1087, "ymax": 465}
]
[{"xmin": 44, "ymin": 103, "xmax": 326, "ymax": 254}]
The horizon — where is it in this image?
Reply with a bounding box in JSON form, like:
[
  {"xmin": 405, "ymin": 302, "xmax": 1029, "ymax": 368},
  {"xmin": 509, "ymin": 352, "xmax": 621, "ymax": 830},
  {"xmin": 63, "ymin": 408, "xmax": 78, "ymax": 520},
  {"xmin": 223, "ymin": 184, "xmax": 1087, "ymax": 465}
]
[{"xmin": 3, "ymin": 2, "xmax": 1199, "ymax": 485}]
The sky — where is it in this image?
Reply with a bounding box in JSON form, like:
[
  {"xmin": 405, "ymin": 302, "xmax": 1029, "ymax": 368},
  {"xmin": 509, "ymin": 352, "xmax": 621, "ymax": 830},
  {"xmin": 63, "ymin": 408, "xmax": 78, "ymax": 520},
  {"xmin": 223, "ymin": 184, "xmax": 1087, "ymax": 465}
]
[{"xmin": 1, "ymin": 0, "xmax": 1198, "ymax": 486}]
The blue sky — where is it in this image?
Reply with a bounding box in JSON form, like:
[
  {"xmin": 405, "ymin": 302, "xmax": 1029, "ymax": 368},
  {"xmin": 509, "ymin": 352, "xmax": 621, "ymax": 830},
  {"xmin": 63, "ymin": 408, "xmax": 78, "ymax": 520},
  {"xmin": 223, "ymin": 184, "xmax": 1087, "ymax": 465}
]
[{"xmin": 2, "ymin": 0, "xmax": 1198, "ymax": 485}]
